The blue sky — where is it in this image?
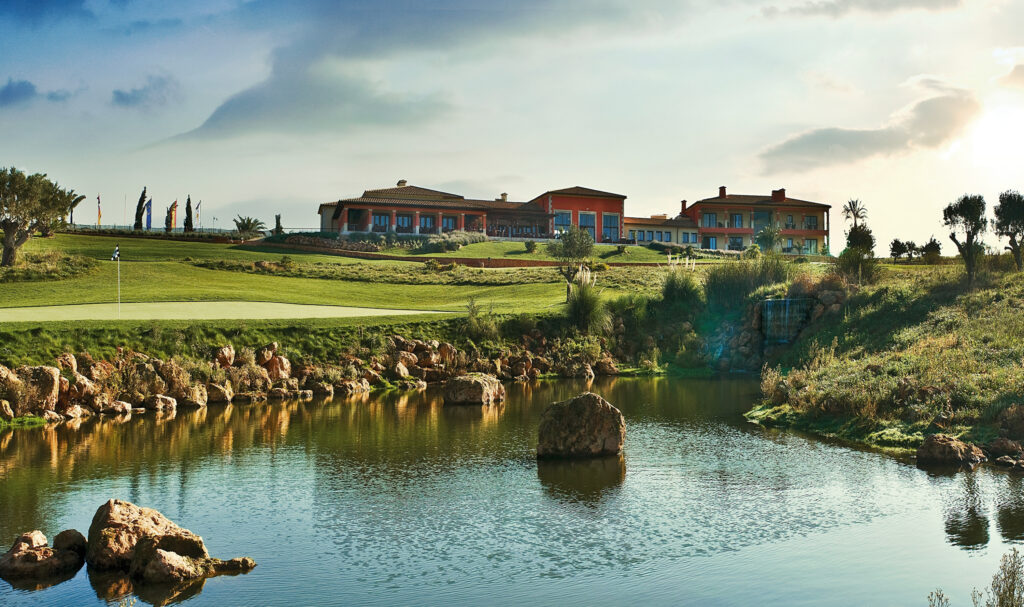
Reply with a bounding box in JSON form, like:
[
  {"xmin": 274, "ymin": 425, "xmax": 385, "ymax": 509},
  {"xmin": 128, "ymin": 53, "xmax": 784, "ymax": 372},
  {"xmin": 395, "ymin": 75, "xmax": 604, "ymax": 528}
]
[{"xmin": 2, "ymin": 0, "xmax": 1023, "ymax": 249}]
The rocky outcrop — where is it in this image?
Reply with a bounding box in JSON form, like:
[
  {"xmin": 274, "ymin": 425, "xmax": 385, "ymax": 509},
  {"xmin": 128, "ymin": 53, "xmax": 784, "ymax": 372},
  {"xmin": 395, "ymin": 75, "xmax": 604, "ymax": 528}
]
[
  {"xmin": 988, "ymin": 437, "xmax": 1023, "ymax": 459},
  {"xmin": 916, "ymin": 434, "xmax": 986, "ymax": 467},
  {"xmin": 255, "ymin": 342, "xmax": 278, "ymax": 366},
  {"xmin": 0, "ymin": 399, "xmax": 13, "ymax": 421},
  {"xmin": 16, "ymin": 366, "xmax": 61, "ymax": 412},
  {"xmin": 443, "ymin": 374, "xmax": 505, "ymax": 405},
  {"xmin": 593, "ymin": 358, "xmax": 619, "ymax": 376},
  {"xmin": 334, "ymin": 379, "xmax": 371, "ymax": 396},
  {"xmin": 129, "ymin": 533, "xmax": 255, "ymax": 584},
  {"xmin": 214, "ymin": 345, "xmax": 235, "ymax": 369},
  {"xmin": 144, "ymin": 394, "xmax": 176, "ymax": 411},
  {"xmin": 206, "ymin": 382, "xmax": 233, "ymax": 404},
  {"xmin": 56, "ymin": 353, "xmax": 77, "ymax": 375},
  {"xmin": 176, "ymin": 385, "xmax": 208, "ymax": 408},
  {"xmin": 87, "ymin": 500, "xmax": 189, "ymax": 570},
  {"xmin": 0, "ymin": 529, "xmax": 87, "ymax": 581},
  {"xmin": 265, "ymin": 356, "xmax": 291, "ymax": 381},
  {"xmin": 537, "ymin": 392, "xmax": 626, "ymax": 459}
]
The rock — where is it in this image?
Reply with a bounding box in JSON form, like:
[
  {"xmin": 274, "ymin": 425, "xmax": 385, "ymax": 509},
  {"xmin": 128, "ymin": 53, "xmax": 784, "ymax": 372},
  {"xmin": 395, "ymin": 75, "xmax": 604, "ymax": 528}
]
[
  {"xmin": 256, "ymin": 342, "xmax": 278, "ymax": 366},
  {"xmin": 989, "ymin": 437, "xmax": 1023, "ymax": 459},
  {"xmin": 86, "ymin": 499, "xmax": 192, "ymax": 570},
  {"xmin": 310, "ymin": 382, "xmax": 333, "ymax": 397},
  {"xmin": 391, "ymin": 335, "xmax": 414, "ymax": 352},
  {"xmin": 268, "ymin": 387, "xmax": 289, "ymax": 400},
  {"xmin": 58, "ymin": 404, "xmax": 89, "ymax": 419},
  {"xmin": 443, "ymin": 374, "xmax": 505, "ymax": 405},
  {"xmin": 206, "ymin": 382, "xmax": 234, "ymax": 404},
  {"xmin": 214, "ymin": 345, "xmax": 235, "ymax": 369},
  {"xmin": 593, "ymin": 358, "xmax": 619, "ymax": 376},
  {"xmin": 335, "ymin": 379, "xmax": 371, "ymax": 396},
  {"xmin": 391, "ymin": 362, "xmax": 410, "ymax": 379},
  {"xmin": 16, "ymin": 366, "xmax": 61, "ymax": 412},
  {"xmin": 397, "ymin": 350, "xmax": 419, "ymax": 369},
  {"xmin": 294, "ymin": 389, "xmax": 313, "ymax": 400},
  {"xmin": 42, "ymin": 410, "xmax": 63, "ymax": 424},
  {"xmin": 55, "ymin": 353, "xmax": 77, "ymax": 375},
  {"xmin": 362, "ymin": 369, "xmax": 383, "ymax": 385},
  {"xmin": 536, "ymin": 392, "xmax": 626, "ymax": 459},
  {"xmin": 100, "ymin": 400, "xmax": 133, "ymax": 416},
  {"xmin": 416, "ymin": 350, "xmax": 438, "ymax": 368},
  {"xmin": 0, "ymin": 529, "xmax": 86, "ymax": 580},
  {"xmin": 131, "ymin": 408, "xmax": 146, "ymax": 415},
  {"xmin": 916, "ymin": 434, "xmax": 986, "ymax": 467},
  {"xmin": 145, "ymin": 394, "xmax": 177, "ymax": 411},
  {"xmin": 177, "ymin": 384, "xmax": 208, "ymax": 408},
  {"xmin": 996, "ymin": 455, "xmax": 1019, "ymax": 467},
  {"xmin": 265, "ymin": 356, "xmax": 291, "ymax": 381},
  {"xmin": 532, "ymin": 357, "xmax": 552, "ymax": 373},
  {"xmin": 438, "ymin": 342, "xmax": 457, "ymax": 364},
  {"xmin": 129, "ymin": 534, "xmax": 255, "ymax": 585},
  {"xmin": 397, "ymin": 378, "xmax": 427, "ymax": 391},
  {"xmin": 828, "ymin": 303, "xmax": 842, "ymax": 314},
  {"xmin": 233, "ymin": 392, "xmax": 267, "ymax": 403},
  {"xmin": 0, "ymin": 400, "xmax": 13, "ymax": 421}
]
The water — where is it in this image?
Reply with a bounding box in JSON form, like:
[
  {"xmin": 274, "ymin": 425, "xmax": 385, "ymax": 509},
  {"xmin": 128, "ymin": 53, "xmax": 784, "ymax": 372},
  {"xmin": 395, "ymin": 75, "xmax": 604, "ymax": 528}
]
[
  {"xmin": 1, "ymin": 377, "xmax": 1022, "ymax": 606},
  {"xmin": 762, "ymin": 298, "xmax": 813, "ymax": 342}
]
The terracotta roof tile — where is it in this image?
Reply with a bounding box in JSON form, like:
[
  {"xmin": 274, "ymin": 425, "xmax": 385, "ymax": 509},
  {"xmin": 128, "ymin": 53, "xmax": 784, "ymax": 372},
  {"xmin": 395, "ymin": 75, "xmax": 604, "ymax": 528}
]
[{"xmin": 692, "ymin": 194, "xmax": 830, "ymax": 208}]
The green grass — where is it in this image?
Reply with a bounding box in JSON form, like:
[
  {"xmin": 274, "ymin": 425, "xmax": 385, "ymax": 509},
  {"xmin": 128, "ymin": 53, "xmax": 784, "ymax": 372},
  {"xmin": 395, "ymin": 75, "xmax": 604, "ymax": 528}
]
[
  {"xmin": 0, "ymin": 416, "xmax": 46, "ymax": 430},
  {"xmin": 378, "ymin": 240, "xmax": 676, "ymax": 263},
  {"xmin": 751, "ymin": 264, "xmax": 1024, "ymax": 448}
]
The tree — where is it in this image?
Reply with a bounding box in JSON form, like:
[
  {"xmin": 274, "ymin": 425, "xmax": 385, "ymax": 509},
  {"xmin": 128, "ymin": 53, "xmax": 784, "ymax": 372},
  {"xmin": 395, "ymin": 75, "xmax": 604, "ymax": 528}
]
[
  {"xmin": 233, "ymin": 215, "xmax": 267, "ymax": 238},
  {"xmin": 842, "ymin": 199, "xmax": 867, "ymax": 228},
  {"xmin": 273, "ymin": 214, "xmax": 283, "ymax": 236},
  {"xmin": 132, "ymin": 186, "xmax": 147, "ymax": 231},
  {"xmin": 890, "ymin": 239, "xmax": 907, "ymax": 261},
  {"xmin": 846, "ymin": 223, "xmax": 875, "ymax": 254},
  {"xmin": 921, "ymin": 236, "xmax": 942, "ymax": 264},
  {"xmin": 994, "ymin": 190, "xmax": 1024, "ymax": 271},
  {"xmin": 943, "ymin": 194, "xmax": 987, "ymax": 288},
  {"xmin": 904, "ymin": 241, "xmax": 918, "ymax": 262},
  {"xmin": 184, "ymin": 196, "xmax": 194, "ymax": 233},
  {"xmin": 164, "ymin": 205, "xmax": 173, "ymax": 233},
  {"xmin": 546, "ymin": 225, "xmax": 594, "ymax": 302},
  {"xmin": 756, "ymin": 224, "xmax": 783, "ymax": 252},
  {"xmin": 1, "ymin": 167, "xmax": 82, "ymax": 267},
  {"xmin": 38, "ymin": 180, "xmax": 85, "ymax": 237}
]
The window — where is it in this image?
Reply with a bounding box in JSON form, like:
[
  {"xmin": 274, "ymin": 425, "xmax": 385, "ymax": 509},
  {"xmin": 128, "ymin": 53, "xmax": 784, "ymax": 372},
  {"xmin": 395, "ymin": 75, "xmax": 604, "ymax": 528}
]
[
  {"xmin": 646, "ymin": 230, "xmax": 654, "ymax": 241},
  {"xmin": 728, "ymin": 236, "xmax": 744, "ymax": 250},
  {"xmin": 786, "ymin": 215, "xmax": 794, "ymax": 229},
  {"xmin": 702, "ymin": 236, "xmax": 717, "ymax": 250},
  {"xmin": 691, "ymin": 232, "xmax": 698, "ymax": 242},
  {"xmin": 731, "ymin": 214, "xmax": 743, "ymax": 228},
  {"xmin": 578, "ymin": 213, "xmax": 596, "ymax": 239},
  {"xmin": 787, "ymin": 238, "xmax": 794, "ymax": 249},
  {"xmin": 372, "ymin": 214, "xmax": 389, "ymax": 228},
  {"xmin": 655, "ymin": 231, "xmax": 663, "ymax": 242},
  {"xmin": 806, "ymin": 238, "xmax": 818, "ymax": 254},
  {"xmin": 679, "ymin": 232, "xmax": 689, "ymax": 243},
  {"xmin": 441, "ymin": 216, "xmax": 456, "ymax": 231},
  {"xmin": 628, "ymin": 230, "xmax": 636, "ymax": 241},
  {"xmin": 702, "ymin": 213, "xmax": 717, "ymax": 228},
  {"xmin": 395, "ymin": 214, "xmax": 412, "ymax": 228},
  {"xmin": 554, "ymin": 211, "xmax": 572, "ymax": 233},
  {"xmin": 602, "ymin": 213, "xmax": 619, "ymax": 242},
  {"xmin": 804, "ymin": 216, "xmax": 818, "ymax": 230},
  {"xmin": 420, "ymin": 215, "xmax": 435, "ymax": 228}
]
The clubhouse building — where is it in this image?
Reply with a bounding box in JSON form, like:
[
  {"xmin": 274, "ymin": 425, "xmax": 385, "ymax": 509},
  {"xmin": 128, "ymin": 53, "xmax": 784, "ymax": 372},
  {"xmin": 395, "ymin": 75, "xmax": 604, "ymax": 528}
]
[{"xmin": 319, "ymin": 181, "xmax": 830, "ymax": 254}]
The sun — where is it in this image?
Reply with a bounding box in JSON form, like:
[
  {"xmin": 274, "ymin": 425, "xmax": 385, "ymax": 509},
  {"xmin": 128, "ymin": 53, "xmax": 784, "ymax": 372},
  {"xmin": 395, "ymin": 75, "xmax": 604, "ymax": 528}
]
[{"xmin": 969, "ymin": 102, "xmax": 1024, "ymax": 169}]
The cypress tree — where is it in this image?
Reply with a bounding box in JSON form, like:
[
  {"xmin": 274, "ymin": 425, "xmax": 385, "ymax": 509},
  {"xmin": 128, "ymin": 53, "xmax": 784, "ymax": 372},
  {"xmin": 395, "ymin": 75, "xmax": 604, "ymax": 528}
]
[{"xmin": 133, "ymin": 186, "xmax": 147, "ymax": 231}]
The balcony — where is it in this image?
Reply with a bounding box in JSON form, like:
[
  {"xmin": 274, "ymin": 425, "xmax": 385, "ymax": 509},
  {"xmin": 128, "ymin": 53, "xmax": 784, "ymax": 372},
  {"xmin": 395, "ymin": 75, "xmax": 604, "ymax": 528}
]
[
  {"xmin": 372, "ymin": 225, "xmax": 388, "ymax": 233},
  {"xmin": 394, "ymin": 225, "xmax": 414, "ymax": 234}
]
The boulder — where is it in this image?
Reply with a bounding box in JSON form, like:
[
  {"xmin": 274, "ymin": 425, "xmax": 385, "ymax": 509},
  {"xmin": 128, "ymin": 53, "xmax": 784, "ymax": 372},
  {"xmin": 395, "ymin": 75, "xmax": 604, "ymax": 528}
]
[
  {"xmin": 593, "ymin": 358, "xmax": 619, "ymax": 376},
  {"xmin": 0, "ymin": 366, "xmax": 25, "ymax": 412},
  {"xmin": 396, "ymin": 350, "xmax": 419, "ymax": 369},
  {"xmin": 310, "ymin": 382, "xmax": 334, "ymax": 397},
  {"xmin": 268, "ymin": 387, "xmax": 289, "ymax": 400},
  {"xmin": 537, "ymin": 392, "xmax": 626, "ymax": 459},
  {"xmin": 100, "ymin": 400, "xmax": 133, "ymax": 416},
  {"xmin": 86, "ymin": 499, "xmax": 193, "ymax": 570},
  {"xmin": 438, "ymin": 342, "xmax": 457, "ymax": 364},
  {"xmin": 57, "ymin": 404, "xmax": 89, "ymax": 419},
  {"xmin": 0, "ymin": 399, "xmax": 12, "ymax": 421},
  {"xmin": 214, "ymin": 345, "xmax": 235, "ymax": 369},
  {"xmin": 144, "ymin": 394, "xmax": 177, "ymax": 411},
  {"xmin": 989, "ymin": 437, "xmax": 1023, "ymax": 459},
  {"xmin": 0, "ymin": 529, "xmax": 86, "ymax": 581},
  {"xmin": 416, "ymin": 350, "xmax": 438, "ymax": 368},
  {"xmin": 532, "ymin": 357, "xmax": 552, "ymax": 373},
  {"xmin": 42, "ymin": 410, "xmax": 63, "ymax": 424},
  {"xmin": 916, "ymin": 434, "xmax": 986, "ymax": 467},
  {"xmin": 443, "ymin": 374, "xmax": 505, "ymax": 406},
  {"xmin": 255, "ymin": 342, "xmax": 278, "ymax": 366},
  {"xmin": 391, "ymin": 362, "xmax": 410, "ymax": 379},
  {"xmin": 176, "ymin": 384, "xmax": 208, "ymax": 408},
  {"xmin": 362, "ymin": 369, "xmax": 383, "ymax": 385},
  {"xmin": 206, "ymin": 382, "xmax": 234, "ymax": 404},
  {"xmin": 996, "ymin": 455, "xmax": 1019, "ymax": 467},
  {"xmin": 233, "ymin": 392, "xmax": 267, "ymax": 403},
  {"xmin": 129, "ymin": 533, "xmax": 255, "ymax": 584},
  {"xmin": 55, "ymin": 353, "xmax": 77, "ymax": 375},
  {"xmin": 16, "ymin": 366, "xmax": 61, "ymax": 412},
  {"xmin": 265, "ymin": 356, "xmax": 291, "ymax": 381},
  {"xmin": 397, "ymin": 378, "xmax": 427, "ymax": 391},
  {"xmin": 87, "ymin": 360, "xmax": 116, "ymax": 383},
  {"xmin": 334, "ymin": 379, "xmax": 371, "ymax": 396}
]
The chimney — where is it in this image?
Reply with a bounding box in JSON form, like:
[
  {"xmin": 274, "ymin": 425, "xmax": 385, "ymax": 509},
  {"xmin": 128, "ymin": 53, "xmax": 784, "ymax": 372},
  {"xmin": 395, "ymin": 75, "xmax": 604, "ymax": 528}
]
[
  {"xmin": 397, "ymin": 179, "xmax": 407, "ymax": 187},
  {"xmin": 680, "ymin": 199, "xmax": 688, "ymax": 214},
  {"xmin": 772, "ymin": 188, "xmax": 785, "ymax": 202},
  {"xmin": 501, "ymin": 192, "xmax": 508, "ymax": 202},
  {"xmin": 719, "ymin": 186, "xmax": 727, "ymax": 198}
]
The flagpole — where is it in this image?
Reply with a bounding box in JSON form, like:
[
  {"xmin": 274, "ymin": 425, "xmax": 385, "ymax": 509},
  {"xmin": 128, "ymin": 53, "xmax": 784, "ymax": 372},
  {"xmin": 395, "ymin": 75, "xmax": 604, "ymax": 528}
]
[{"xmin": 117, "ymin": 247, "xmax": 121, "ymax": 320}]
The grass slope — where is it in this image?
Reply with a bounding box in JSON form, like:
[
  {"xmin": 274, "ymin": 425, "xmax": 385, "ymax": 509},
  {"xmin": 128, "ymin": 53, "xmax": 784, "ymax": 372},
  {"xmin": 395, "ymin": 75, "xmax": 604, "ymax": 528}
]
[{"xmin": 379, "ymin": 240, "xmax": 677, "ymax": 263}]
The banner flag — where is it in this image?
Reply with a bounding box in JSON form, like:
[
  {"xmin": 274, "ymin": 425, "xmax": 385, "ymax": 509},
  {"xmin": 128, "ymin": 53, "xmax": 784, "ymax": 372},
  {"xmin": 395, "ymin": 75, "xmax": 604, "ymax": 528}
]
[
  {"xmin": 145, "ymin": 198, "xmax": 152, "ymax": 230},
  {"xmin": 97, "ymin": 194, "xmax": 101, "ymax": 226}
]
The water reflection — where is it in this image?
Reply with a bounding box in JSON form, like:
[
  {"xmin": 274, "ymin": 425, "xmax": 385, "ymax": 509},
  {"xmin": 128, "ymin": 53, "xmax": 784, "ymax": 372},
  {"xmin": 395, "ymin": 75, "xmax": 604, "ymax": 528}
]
[
  {"xmin": 89, "ymin": 569, "xmax": 206, "ymax": 607},
  {"xmin": 997, "ymin": 475, "xmax": 1024, "ymax": 543},
  {"xmin": 537, "ymin": 455, "xmax": 626, "ymax": 505},
  {"xmin": 2, "ymin": 569, "xmax": 79, "ymax": 592},
  {"xmin": 943, "ymin": 473, "xmax": 990, "ymax": 550}
]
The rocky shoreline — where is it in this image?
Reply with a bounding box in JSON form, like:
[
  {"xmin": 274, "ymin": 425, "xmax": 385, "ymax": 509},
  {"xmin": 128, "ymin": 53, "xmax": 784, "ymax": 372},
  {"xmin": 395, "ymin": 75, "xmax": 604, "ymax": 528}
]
[{"xmin": 0, "ymin": 332, "xmax": 625, "ymax": 430}]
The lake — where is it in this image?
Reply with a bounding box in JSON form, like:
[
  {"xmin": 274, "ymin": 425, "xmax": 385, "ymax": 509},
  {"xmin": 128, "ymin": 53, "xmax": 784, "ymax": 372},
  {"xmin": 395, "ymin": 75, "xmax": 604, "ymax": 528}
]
[{"xmin": 1, "ymin": 376, "xmax": 1020, "ymax": 606}]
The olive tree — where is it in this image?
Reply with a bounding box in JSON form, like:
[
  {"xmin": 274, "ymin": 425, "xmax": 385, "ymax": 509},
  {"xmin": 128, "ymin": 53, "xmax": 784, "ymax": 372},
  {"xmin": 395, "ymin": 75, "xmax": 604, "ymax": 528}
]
[
  {"xmin": 994, "ymin": 190, "xmax": 1024, "ymax": 271},
  {"xmin": 1, "ymin": 167, "xmax": 82, "ymax": 267},
  {"xmin": 546, "ymin": 225, "xmax": 594, "ymax": 302},
  {"xmin": 890, "ymin": 239, "xmax": 907, "ymax": 261},
  {"xmin": 943, "ymin": 194, "xmax": 987, "ymax": 288}
]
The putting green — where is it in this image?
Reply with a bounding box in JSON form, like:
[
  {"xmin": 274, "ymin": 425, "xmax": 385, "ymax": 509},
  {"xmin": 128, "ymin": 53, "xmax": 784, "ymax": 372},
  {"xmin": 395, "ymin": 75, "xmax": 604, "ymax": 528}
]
[{"xmin": 0, "ymin": 301, "xmax": 448, "ymax": 322}]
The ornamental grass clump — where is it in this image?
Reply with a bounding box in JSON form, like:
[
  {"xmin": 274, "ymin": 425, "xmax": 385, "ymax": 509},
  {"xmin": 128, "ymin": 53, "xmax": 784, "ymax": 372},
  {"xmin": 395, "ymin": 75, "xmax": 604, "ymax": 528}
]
[
  {"xmin": 703, "ymin": 255, "xmax": 790, "ymax": 309},
  {"xmin": 566, "ymin": 281, "xmax": 610, "ymax": 335}
]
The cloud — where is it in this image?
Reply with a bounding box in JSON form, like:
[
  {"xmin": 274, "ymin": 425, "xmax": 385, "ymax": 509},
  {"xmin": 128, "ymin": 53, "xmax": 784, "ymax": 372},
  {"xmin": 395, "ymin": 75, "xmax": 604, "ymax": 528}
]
[
  {"xmin": 764, "ymin": 0, "xmax": 961, "ymax": 18},
  {"xmin": 0, "ymin": 79, "xmax": 39, "ymax": 107},
  {"xmin": 997, "ymin": 65, "xmax": 1024, "ymax": 89},
  {"xmin": 111, "ymin": 74, "xmax": 182, "ymax": 109},
  {"xmin": 180, "ymin": 0, "xmax": 692, "ymax": 139},
  {"xmin": 760, "ymin": 77, "xmax": 980, "ymax": 172}
]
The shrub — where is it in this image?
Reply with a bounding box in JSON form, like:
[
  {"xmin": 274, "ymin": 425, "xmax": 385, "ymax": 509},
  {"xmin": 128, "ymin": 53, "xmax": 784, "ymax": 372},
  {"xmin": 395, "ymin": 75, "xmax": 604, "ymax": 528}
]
[
  {"xmin": 662, "ymin": 268, "xmax": 703, "ymax": 314},
  {"xmin": 616, "ymin": 244, "xmax": 628, "ymax": 255},
  {"xmin": 524, "ymin": 240, "xmax": 537, "ymax": 253},
  {"xmin": 704, "ymin": 256, "xmax": 790, "ymax": 308},
  {"xmin": 743, "ymin": 244, "xmax": 761, "ymax": 259},
  {"xmin": 793, "ymin": 256, "xmax": 809, "ymax": 264},
  {"xmin": 567, "ymin": 282, "xmax": 610, "ymax": 334},
  {"xmin": 465, "ymin": 296, "xmax": 500, "ymax": 343},
  {"xmin": 834, "ymin": 247, "xmax": 879, "ymax": 284},
  {"xmin": 591, "ymin": 262, "xmax": 610, "ymax": 271},
  {"xmin": 415, "ymin": 230, "xmax": 487, "ymax": 254}
]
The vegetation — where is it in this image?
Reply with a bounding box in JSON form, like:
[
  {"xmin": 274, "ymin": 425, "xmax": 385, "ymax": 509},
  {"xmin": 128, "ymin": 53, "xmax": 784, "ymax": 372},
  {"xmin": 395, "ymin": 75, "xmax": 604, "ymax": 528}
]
[
  {"xmin": 994, "ymin": 190, "xmax": 1024, "ymax": 271},
  {"xmin": 566, "ymin": 275, "xmax": 609, "ymax": 335},
  {"xmin": 944, "ymin": 194, "xmax": 987, "ymax": 289},
  {"xmin": 132, "ymin": 186, "xmax": 147, "ymax": 231},
  {"xmin": 756, "ymin": 224, "xmax": 782, "ymax": 252},
  {"xmin": 524, "ymin": 240, "xmax": 537, "ymax": 253},
  {"xmin": 1, "ymin": 166, "xmax": 85, "ymax": 267},
  {"xmin": 0, "ymin": 250, "xmax": 97, "ymax": 283},
  {"xmin": 184, "ymin": 196, "xmax": 194, "ymax": 233},
  {"xmin": 233, "ymin": 215, "xmax": 267, "ymax": 238},
  {"xmin": 547, "ymin": 226, "xmax": 594, "ymax": 301},
  {"xmin": 704, "ymin": 255, "xmax": 790, "ymax": 309},
  {"xmin": 842, "ymin": 198, "xmax": 867, "ymax": 228},
  {"xmin": 929, "ymin": 548, "xmax": 1024, "ymax": 607}
]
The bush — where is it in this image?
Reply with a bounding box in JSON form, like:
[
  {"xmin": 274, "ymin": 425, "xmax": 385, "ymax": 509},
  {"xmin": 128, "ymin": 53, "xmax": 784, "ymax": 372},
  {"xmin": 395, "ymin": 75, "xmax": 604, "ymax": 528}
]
[
  {"xmin": 591, "ymin": 262, "xmax": 610, "ymax": 271},
  {"xmin": 616, "ymin": 244, "xmax": 628, "ymax": 255},
  {"xmin": 465, "ymin": 296, "xmax": 500, "ymax": 343},
  {"xmin": 415, "ymin": 230, "xmax": 487, "ymax": 254},
  {"xmin": 567, "ymin": 282, "xmax": 610, "ymax": 334},
  {"xmin": 662, "ymin": 268, "xmax": 704, "ymax": 313},
  {"xmin": 524, "ymin": 240, "xmax": 537, "ymax": 253},
  {"xmin": 834, "ymin": 247, "xmax": 879, "ymax": 284},
  {"xmin": 793, "ymin": 256, "xmax": 809, "ymax": 264},
  {"xmin": 704, "ymin": 256, "xmax": 790, "ymax": 308},
  {"xmin": 743, "ymin": 244, "xmax": 761, "ymax": 259}
]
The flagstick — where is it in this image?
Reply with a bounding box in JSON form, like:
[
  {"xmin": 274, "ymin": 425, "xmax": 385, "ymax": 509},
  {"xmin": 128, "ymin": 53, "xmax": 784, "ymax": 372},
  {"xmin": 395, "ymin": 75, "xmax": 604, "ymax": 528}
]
[{"xmin": 117, "ymin": 252, "xmax": 121, "ymax": 320}]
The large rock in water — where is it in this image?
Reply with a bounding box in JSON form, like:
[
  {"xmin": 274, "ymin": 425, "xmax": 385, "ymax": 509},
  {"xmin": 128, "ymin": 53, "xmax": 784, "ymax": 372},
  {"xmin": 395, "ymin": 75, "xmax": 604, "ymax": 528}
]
[
  {"xmin": 87, "ymin": 499, "xmax": 194, "ymax": 570},
  {"xmin": 443, "ymin": 374, "xmax": 505, "ymax": 405},
  {"xmin": 537, "ymin": 392, "xmax": 625, "ymax": 459},
  {"xmin": 916, "ymin": 434, "xmax": 986, "ymax": 467},
  {"xmin": 0, "ymin": 529, "xmax": 86, "ymax": 580}
]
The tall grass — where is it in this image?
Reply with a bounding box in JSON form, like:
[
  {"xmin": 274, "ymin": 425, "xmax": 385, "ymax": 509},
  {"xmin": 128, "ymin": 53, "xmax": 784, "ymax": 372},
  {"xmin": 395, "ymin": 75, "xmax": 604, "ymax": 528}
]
[
  {"xmin": 660, "ymin": 268, "xmax": 704, "ymax": 316},
  {"xmin": 704, "ymin": 255, "xmax": 790, "ymax": 308},
  {"xmin": 567, "ymin": 282, "xmax": 610, "ymax": 334}
]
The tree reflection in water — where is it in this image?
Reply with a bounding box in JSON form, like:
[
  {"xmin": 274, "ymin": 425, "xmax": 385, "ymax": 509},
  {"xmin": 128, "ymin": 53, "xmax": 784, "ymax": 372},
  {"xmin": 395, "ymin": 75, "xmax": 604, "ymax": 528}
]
[
  {"xmin": 997, "ymin": 474, "xmax": 1024, "ymax": 543},
  {"xmin": 943, "ymin": 471, "xmax": 990, "ymax": 550}
]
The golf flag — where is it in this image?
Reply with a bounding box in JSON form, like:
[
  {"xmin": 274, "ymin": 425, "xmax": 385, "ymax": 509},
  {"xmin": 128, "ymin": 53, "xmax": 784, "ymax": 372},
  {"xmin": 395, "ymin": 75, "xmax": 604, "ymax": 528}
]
[
  {"xmin": 111, "ymin": 244, "xmax": 119, "ymax": 261},
  {"xmin": 196, "ymin": 200, "xmax": 201, "ymax": 227},
  {"xmin": 145, "ymin": 198, "xmax": 152, "ymax": 230},
  {"xmin": 171, "ymin": 200, "xmax": 178, "ymax": 229},
  {"xmin": 97, "ymin": 194, "xmax": 101, "ymax": 226}
]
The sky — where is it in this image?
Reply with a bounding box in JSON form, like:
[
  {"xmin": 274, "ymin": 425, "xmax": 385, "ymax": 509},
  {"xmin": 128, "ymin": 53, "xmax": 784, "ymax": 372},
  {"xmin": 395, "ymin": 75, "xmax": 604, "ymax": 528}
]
[{"xmin": 2, "ymin": 0, "xmax": 1023, "ymax": 251}]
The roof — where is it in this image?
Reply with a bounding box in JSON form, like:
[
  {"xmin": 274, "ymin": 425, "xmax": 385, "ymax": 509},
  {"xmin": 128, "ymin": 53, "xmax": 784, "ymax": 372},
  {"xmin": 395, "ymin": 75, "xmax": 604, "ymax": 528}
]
[
  {"xmin": 361, "ymin": 185, "xmax": 464, "ymax": 200},
  {"xmin": 623, "ymin": 215, "xmax": 699, "ymax": 228},
  {"xmin": 690, "ymin": 194, "xmax": 830, "ymax": 209},
  {"xmin": 318, "ymin": 182, "xmax": 549, "ymax": 214},
  {"xmin": 529, "ymin": 186, "xmax": 626, "ymax": 202}
]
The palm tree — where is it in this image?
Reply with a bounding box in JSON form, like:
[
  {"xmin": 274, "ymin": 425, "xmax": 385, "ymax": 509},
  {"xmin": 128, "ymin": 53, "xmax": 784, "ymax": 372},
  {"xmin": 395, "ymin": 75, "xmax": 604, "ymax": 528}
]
[
  {"xmin": 756, "ymin": 224, "xmax": 783, "ymax": 252},
  {"xmin": 842, "ymin": 199, "xmax": 867, "ymax": 228},
  {"xmin": 233, "ymin": 215, "xmax": 267, "ymax": 238}
]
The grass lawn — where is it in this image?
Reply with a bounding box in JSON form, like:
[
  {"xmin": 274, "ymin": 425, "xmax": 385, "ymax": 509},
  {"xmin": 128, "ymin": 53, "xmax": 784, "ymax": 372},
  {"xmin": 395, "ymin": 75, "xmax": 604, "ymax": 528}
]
[
  {"xmin": 0, "ymin": 301, "xmax": 448, "ymax": 322},
  {"xmin": 379, "ymin": 240, "xmax": 680, "ymax": 263}
]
